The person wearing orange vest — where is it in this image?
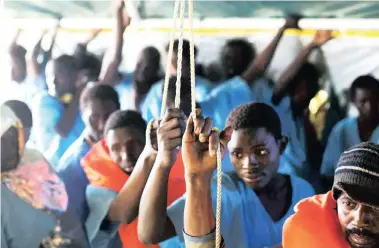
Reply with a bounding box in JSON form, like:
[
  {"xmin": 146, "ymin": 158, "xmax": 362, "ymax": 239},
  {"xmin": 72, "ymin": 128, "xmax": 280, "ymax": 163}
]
[
  {"xmin": 283, "ymin": 142, "xmax": 379, "ymax": 248},
  {"xmin": 82, "ymin": 110, "xmax": 186, "ymax": 248}
]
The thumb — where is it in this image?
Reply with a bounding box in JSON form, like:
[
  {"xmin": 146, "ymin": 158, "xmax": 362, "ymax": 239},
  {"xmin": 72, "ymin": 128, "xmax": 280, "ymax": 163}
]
[
  {"xmin": 183, "ymin": 112, "xmax": 195, "ymax": 140},
  {"xmin": 220, "ymin": 126, "xmax": 232, "ymax": 154}
]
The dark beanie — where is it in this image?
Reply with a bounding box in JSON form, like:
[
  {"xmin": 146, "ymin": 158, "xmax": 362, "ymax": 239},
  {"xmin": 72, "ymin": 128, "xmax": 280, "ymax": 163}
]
[{"xmin": 332, "ymin": 142, "xmax": 379, "ymax": 207}]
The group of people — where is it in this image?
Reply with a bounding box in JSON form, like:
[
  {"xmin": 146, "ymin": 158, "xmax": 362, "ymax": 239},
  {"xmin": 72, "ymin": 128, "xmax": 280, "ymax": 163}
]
[{"xmin": 2, "ymin": 1, "xmax": 379, "ymax": 247}]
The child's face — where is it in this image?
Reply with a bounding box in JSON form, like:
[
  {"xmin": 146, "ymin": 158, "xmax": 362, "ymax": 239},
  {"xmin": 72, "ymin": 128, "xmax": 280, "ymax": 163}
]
[{"xmin": 228, "ymin": 127, "xmax": 283, "ymax": 190}]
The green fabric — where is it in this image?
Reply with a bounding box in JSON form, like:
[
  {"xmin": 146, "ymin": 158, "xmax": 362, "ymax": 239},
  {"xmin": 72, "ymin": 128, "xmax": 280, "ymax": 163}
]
[{"xmin": 5, "ymin": 1, "xmax": 379, "ymax": 19}]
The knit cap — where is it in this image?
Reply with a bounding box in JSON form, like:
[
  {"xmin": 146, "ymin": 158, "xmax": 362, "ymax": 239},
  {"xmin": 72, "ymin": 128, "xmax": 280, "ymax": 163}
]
[{"xmin": 332, "ymin": 142, "xmax": 379, "ymax": 207}]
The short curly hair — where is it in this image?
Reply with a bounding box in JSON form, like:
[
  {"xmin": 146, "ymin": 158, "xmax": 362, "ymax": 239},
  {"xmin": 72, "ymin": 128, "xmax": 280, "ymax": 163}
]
[
  {"xmin": 349, "ymin": 74, "xmax": 379, "ymax": 101},
  {"xmin": 80, "ymin": 84, "xmax": 120, "ymax": 111},
  {"xmin": 104, "ymin": 110, "xmax": 147, "ymax": 136},
  {"xmin": 226, "ymin": 102, "xmax": 282, "ymax": 139}
]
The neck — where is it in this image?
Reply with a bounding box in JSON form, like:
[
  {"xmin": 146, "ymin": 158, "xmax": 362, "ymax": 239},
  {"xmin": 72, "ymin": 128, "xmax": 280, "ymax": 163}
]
[
  {"xmin": 358, "ymin": 115, "xmax": 379, "ymax": 128},
  {"xmin": 255, "ymin": 173, "xmax": 287, "ymax": 194}
]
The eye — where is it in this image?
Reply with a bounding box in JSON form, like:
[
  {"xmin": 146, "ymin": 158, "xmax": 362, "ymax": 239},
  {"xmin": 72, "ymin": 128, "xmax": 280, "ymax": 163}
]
[
  {"xmin": 231, "ymin": 151, "xmax": 242, "ymax": 159},
  {"xmin": 255, "ymin": 148, "xmax": 268, "ymax": 156},
  {"xmin": 342, "ymin": 199, "xmax": 357, "ymax": 210}
]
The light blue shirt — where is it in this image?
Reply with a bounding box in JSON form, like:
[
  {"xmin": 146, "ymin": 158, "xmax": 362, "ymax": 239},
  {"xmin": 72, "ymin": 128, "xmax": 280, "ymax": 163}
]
[
  {"xmin": 32, "ymin": 92, "xmax": 85, "ymax": 167},
  {"xmin": 321, "ymin": 117, "xmax": 379, "ymax": 177},
  {"xmin": 57, "ymin": 135, "xmax": 91, "ymax": 226},
  {"xmin": 114, "ymin": 73, "xmax": 135, "ymax": 110},
  {"xmin": 167, "ymin": 173, "xmax": 315, "ymax": 248},
  {"xmin": 1, "ymin": 184, "xmax": 55, "ymax": 248},
  {"xmin": 141, "ymin": 76, "xmax": 213, "ymax": 122}
]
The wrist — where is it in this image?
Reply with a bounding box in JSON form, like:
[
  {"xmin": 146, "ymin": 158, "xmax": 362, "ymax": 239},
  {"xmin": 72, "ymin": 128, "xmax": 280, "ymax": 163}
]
[
  {"xmin": 140, "ymin": 149, "xmax": 157, "ymax": 167},
  {"xmin": 185, "ymin": 172, "xmax": 213, "ymax": 188}
]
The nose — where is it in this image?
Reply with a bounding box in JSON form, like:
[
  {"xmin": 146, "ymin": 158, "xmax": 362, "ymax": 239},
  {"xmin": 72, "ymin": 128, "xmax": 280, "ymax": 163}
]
[
  {"xmin": 242, "ymin": 154, "xmax": 258, "ymax": 169},
  {"xmin": 120, "ymin": 150, "xmax": 127, "ymax": 162},
  {"xmin": 352, "ymin": 205, "xmax": 372, "ymax": 228}
]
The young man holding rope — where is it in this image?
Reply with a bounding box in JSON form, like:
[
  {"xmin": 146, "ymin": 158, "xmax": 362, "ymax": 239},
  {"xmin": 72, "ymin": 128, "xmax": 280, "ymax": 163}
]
[{"xmin": 138, "ymin": 103, "xmax": 315, "ymax": 248}]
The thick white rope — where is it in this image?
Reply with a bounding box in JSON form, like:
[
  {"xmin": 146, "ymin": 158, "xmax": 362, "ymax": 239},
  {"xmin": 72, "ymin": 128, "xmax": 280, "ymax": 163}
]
[
  {"xmin": 187, "ymin": 0, "xmax": 196, "ymax": 113},
  {"xmin": 163, "ymin": 0, "xmax": 222, "ymax": 246},
  {"xmin": 187, "ymin": 1, "xmax": 222, "ymax": 247},
  {"xmin": 161, "ymin": 0, "xmax": 180, "ymax": 117},
  {"xmin": 174, "ymin": 0, "xmax": 186, "ymax": 108}
]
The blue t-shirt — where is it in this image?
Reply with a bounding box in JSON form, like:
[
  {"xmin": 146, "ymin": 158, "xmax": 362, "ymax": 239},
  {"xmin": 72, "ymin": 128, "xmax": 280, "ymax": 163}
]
[
  {"xmin": 57, "ymin": 135, "xmax": 91, "ymax": 225},
  {"xmin": 167, "ymin": 174, "xmax": 315, "ymax": 248},
  {"xmin": 321, "ymin": 117, "xmax": 379, "ymax": 177},
  {"xmin": 114, "ymin": 73, "xmax": 135, "ymax": 110},
  {"xmin": 140, "ymin": 76, "xmax": 213, "ymax": 122},
  {"xmin": 32, "ymin": 92, "xmax": 85, "ymax": 167}
]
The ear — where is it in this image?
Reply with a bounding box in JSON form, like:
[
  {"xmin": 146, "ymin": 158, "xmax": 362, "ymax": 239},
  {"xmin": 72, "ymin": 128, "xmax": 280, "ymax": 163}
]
[{"xmin": 278, "ymin": 136, "xmax": 288, "ymax": 154}]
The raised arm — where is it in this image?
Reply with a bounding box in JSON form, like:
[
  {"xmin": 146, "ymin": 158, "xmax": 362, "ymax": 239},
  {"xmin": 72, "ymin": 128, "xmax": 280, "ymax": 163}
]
[
  {"xmin": 73, "ymin": 28, "xmax": 102, "ymax": 70},
  {"xmin": 242, "ymin": 15, "xmax": 301, "ymax": 84},
  {"xmin": 100, "ymin": 0, "xmax": 130, "ymax": 86},
  {"xmin": 107, "ymin": 120, "xmax": 158, "ymax": 223},
  {"xmin": 138, "ymin": 108, "xmax": 185, "ymax": 244},
  {"xmin": 182, "ymin": 111, "xmax": 231, "ymax": 245},
  {"xmin": 272, "ymin": 30, "xmax": 333, "ymax": 105},
  {"xmin": 30, "ymin": 30, "xmax": 47, "ymax": 76},
  {"xmin": 10, "ymin": 28, "xmax": 21, "ymax": 49},
  {"xmin": 45, "ymin": 23, "xmax": 59, "ymax": 63}
]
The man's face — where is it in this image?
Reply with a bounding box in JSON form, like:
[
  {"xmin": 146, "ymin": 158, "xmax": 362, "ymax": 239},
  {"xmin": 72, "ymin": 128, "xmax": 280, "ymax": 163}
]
[
  {"xmin": 134, "ymin": 52, "xmax": 160, "ymax": 91},
  {"xmin": 337, "ymin": 193, "xmax": 379, "ymax": 248},
  {"xmin": 82, "ymin": 100, "xmax": 119, "ymax": 142},
  {"xmin": 228, "ymin": 128, "xmax": 285, "ymax": 190},
  {"xmin": 46, "ymin": 61, "xmax": 77, "ymax": 97},
  {"xmin": 105, "ymin": 127, "xmax": 145, "ymax": 175},
  {"xmin": 354, "ymin": 88, "xmax": 379, "ymax": 122}
]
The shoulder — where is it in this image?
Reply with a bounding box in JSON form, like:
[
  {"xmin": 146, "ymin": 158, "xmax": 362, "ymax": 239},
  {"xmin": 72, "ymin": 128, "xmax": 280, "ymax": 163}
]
[
  {"xmin": 332, "ymin": 117, "xmax": 355, "ymax": 133},
  {"xmin": 32, "ymin": 92, "xmax": 61, "ymax": 112},
  {"xmin": 58, "ymin": 137, "xmax": 89, "ymax": 171},
  {"xmin": 289, "ymin": 175, "xmax": 315, "ymax": 198}
]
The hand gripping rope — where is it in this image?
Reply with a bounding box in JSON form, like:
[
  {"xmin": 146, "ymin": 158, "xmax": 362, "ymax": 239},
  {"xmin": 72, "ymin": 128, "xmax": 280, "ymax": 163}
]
[{"xmin": 160, "ymin": 0, "xmax": 222, "ymax": 247}]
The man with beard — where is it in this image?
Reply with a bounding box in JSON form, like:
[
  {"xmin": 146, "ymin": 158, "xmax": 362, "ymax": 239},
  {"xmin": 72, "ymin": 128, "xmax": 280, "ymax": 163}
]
[
  {"xmin": 81, "ymin": 109, "xmax": 186, "ymax": 248},
  {"xmin": 283, "ymin": 142, "xmax": 379, "ymax": 248}
]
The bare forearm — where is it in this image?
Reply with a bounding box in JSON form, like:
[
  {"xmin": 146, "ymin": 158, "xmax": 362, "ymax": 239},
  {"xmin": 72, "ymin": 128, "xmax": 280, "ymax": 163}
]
[
  {"xmin": 242, "ymin": 26, "xmax": 286, "ymax": 84},
  {"xmin": 108, "ymin": 150, "xmax": 156, "ymax": 223},
  {"xmin": 31, "ymin": 35, "xmax": 44, "ymax": 75},
  {"xmin": 184, "ymin": 174, "xmax": 215, "ymax": 236},
  {"xmin": 138, "ymin": 162, "xmax": 171, "ymax": 244},
  {"xmin": 272, "ymin": 43, "xmax": 316, "ymax": 105},
  {"xmin": 101, "ymin": 8, "xmax": 125, "ymax": 85}
]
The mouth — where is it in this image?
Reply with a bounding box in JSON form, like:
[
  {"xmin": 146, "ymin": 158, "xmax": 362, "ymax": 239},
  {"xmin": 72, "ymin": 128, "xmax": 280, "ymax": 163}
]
[
  {"xmin": 349, "ymin": 234, "xmax": 376, "ymax": 247},
  {"xmin": 243, "ymin": 172, "xmax": 264, "ymax": 184}
]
